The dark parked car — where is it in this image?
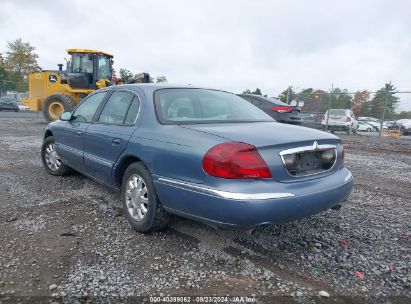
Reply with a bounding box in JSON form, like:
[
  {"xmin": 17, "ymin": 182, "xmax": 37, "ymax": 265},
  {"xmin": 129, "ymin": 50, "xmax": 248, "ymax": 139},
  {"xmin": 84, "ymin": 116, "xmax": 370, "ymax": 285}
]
[
  {"xmin": 238, "ymin": 94, "xmax": 301, "ymax": 124},
  {"xmin": 0, "ymin": 98, "xmax": 19, "ymax": 112},
  {"xmin": 300, "ymin": 112, "xmax": 325, "ymax": 129},
  {"xmin": 42, "ymin": 84, "xmax": 353, "ymax": 233}
]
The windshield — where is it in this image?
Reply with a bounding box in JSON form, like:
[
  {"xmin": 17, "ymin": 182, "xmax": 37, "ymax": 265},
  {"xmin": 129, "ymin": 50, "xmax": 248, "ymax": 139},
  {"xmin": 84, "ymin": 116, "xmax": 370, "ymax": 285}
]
[
  {"xmin": 154, "ymin": 89, "xmax": 273, "ymax": 124},
  {"xmin": 97, "ymin": 55, "xmax": 112, "ymax": 80}
]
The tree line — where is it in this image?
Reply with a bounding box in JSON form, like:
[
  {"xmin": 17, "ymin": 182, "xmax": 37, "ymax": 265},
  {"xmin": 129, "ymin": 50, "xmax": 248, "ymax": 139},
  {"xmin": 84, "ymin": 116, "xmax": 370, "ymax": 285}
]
[
  {"xmin": 1, "ymin": 38, "xmax": 409, "ymax": 119},
  {"xmin": 242, "ymin": 85, "xmax": 410, "ymax": 119}
]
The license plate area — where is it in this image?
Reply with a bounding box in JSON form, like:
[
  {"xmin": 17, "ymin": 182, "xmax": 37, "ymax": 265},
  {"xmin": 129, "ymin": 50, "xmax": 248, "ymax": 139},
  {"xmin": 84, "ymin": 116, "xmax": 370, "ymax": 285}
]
[{"xmin": 281, "ymin": 147, "xmax": 336, "ymax": 177}]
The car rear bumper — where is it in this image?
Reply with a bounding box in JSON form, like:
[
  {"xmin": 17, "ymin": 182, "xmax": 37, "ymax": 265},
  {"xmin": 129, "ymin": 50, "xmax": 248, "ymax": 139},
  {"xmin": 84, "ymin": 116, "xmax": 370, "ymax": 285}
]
[{"xmin": 154, "ymin": 168, "xmax": 353, "ymax": 230}]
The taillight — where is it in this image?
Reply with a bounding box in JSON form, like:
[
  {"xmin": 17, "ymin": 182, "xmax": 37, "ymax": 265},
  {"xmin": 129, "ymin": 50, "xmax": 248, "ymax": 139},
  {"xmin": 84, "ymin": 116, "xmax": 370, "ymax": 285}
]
[
  {"xmin": 340, "ymin": 145, "xmax": 345, "ymax": 167},
  {"xmin": 272, "ymin": 106, "xmax": 293, "ymax": 113},
  {"xmin": 202, "ymin": 142, "xmax": 272, "ymax": 179},
  {"xmin": 346, "ymin": 117, "xmax": 351, "ymax": 122}
]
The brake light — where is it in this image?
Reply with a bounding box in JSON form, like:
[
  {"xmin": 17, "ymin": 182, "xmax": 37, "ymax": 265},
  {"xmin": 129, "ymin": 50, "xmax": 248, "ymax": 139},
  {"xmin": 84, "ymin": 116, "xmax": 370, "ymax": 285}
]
[
  {"xmin": 202, "ymin": 142, "xmax": 272, "ymax": 179},
  {"xmin": 340, "ymin": 145, "xmax": 345, "ymax": 167},
  {"xmin": 272, "ymin": 106, "xmax": 293, "ymax": 113}
]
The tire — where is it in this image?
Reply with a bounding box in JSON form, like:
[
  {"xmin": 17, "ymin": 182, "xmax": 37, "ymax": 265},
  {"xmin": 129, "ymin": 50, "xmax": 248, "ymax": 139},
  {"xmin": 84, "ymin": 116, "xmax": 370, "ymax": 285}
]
[
  {"xmin": 367, "ymin": 128, "xmax": 372, "ymax": 132},
  {"xmin": 41, "ymin": 136, "xmax": 71, "ymax": 176},
  {"xmin": 42, "ymin": 94, "xmax": 76, "ymax": 122},
  {"xmin": 121, "ymin": 162, "xmax": 169, "ymax": 233}
]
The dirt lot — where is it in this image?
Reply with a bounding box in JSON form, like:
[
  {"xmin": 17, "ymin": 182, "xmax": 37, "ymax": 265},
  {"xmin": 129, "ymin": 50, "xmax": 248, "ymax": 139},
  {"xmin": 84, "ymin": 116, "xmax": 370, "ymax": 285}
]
[{"xmin": 0, "ymin": 116, "xmax": 410, "ymax": 303}]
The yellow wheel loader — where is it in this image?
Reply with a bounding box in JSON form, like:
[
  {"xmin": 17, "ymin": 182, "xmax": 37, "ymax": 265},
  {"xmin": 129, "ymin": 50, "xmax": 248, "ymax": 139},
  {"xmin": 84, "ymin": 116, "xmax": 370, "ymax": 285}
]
[{"xmin": 22, "ymin": 49, "xmax": 113, "ymax": 121}]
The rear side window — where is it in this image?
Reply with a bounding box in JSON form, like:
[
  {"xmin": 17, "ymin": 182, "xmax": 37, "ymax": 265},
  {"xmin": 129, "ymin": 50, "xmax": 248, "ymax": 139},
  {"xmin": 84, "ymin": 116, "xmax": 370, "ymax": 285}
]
[
  {"xmin": 72, "ymin": 92, "xmax": 107, "ymax": 123},
  {"xmin": 98, "ymin": 91, "xmax": 139, "ymax": 125}
]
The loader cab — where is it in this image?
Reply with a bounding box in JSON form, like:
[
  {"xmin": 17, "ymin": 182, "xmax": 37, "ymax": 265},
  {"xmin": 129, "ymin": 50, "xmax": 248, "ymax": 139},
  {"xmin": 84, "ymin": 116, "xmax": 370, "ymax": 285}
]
[{"xmin": 67, "ymin": 49, "xmax": 113, "ymax": 90}]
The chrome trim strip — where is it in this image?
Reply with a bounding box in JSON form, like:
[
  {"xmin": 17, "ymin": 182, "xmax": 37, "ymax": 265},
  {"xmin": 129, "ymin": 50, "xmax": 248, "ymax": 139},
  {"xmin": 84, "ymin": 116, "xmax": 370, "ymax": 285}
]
[
  {"xmin": 344, "ymin": 171, "xmax": 352, "ymax": 182},
  {"xmin": 84, "ymin": 153, "xmax": 113, "ymax": 167},
  {"xmin": 279, "ymin": 142, "xmax": 338, "ymax": 178},
  {"xmin": 57, "ymin": 143, "xmax": 83, "ymax": 156},
  {"xmin": 279, "ymin": 142, "xmax": 336, "ymax": 156},
  {"xmin": 157, "ymin": 177, "xmax": 294, "ymax": 200}
]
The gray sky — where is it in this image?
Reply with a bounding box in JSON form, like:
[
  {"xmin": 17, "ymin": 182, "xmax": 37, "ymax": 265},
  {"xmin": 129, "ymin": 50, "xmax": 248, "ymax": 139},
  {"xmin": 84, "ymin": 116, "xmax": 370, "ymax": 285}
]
[{"xmin": 1, "ymin": 0, "xmax": 410, "ymax": 110}]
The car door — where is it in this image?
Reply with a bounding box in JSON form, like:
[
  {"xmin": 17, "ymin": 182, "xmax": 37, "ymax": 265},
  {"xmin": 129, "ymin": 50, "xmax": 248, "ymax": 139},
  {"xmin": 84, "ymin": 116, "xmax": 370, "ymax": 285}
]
[
  {"xmin": 5, "ymin": 101, "xmax": 13, "ymax": 110},
  {"xmin": 83, "ymin": 90, "xmax": 140, "ymax": 186},
  {"xmin": 53, "ymin": 91, "xmax": 108, "ymax": 172}
]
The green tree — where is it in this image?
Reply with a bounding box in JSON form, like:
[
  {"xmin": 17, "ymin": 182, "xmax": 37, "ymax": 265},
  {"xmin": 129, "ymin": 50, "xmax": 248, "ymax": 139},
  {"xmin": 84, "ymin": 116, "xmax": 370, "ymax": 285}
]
[
  {"xmin": 119, "ymin": 68, "xmax": 134, "ymax": 83},
  {"xmin": 156, "ymin": 75, "xmax": 167, "ymax": 83},
  {"xmin": 5, "ymin": 38, "xmax": 40, "ymax": 74},
  {"xmin": 331, "ymin": 88, "xmax": 352, "ymax": 109},
  {"xmin": 296, "ymin": 88, "xmax": 314, "ymax": 100},
  {"xmin": 252, "ymin": 88, "xmax": 262, "ymax": 95},
  {"xmin": 362, "ymin": 83, "xmax": 399, "ymax": 119},
  {"xmin": 278, "ymin": 87, "xmax": 295, "ymax": 103},
  {"xmin": 5, "ymin": 38, "xmax": 40, "ymax": 91},
  {"xmin": 396, "ymin": 111, "xmax": 411, "ymax": 119},
  {"xmin": 242, "ymin": 88, "xmax": 262, "ymax": 95}
]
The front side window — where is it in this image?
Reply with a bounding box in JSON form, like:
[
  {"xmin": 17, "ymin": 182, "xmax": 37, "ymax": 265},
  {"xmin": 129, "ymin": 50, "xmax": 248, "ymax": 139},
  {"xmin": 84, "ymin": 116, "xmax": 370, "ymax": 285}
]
[
  {"xmin": 72, "ymin": 92, "xmax": 106, "ymax": 123},
  {"xmin": 155, "ymin": 89, "xmax": 272, "ymax": 124},
  {"xmin": 98, "ymin": 91, "xmax": 139, "ymax": 125}
]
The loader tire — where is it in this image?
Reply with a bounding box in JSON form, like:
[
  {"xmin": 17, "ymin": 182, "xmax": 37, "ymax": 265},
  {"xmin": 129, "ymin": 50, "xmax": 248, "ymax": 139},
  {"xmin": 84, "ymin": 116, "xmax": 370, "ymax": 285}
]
[{"xmin": 43, "ymin": 94, "xmax": 76, "ymax": 122}]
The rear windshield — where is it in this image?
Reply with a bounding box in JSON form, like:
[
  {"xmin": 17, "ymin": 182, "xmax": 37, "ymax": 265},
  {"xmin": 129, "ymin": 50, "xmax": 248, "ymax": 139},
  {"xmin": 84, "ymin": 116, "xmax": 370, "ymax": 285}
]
[
  {"xmin": 328, "ymin": 109, "xmax": 346, "ymax": 116},
  {"xmin": 154, "ymin": 89, "xmax": 273, "ymax": 124}
]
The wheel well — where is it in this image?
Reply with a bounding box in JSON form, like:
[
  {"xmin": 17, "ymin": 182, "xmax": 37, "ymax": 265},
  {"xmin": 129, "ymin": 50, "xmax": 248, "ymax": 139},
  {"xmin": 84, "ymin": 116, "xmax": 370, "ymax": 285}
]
[
  {"xmin": 44, "ymin": 130, "xmax": 53, "ymax": 139},
  {"xmin": 115, "ymin": 155, "xmax": 144, "ymax": 187}
]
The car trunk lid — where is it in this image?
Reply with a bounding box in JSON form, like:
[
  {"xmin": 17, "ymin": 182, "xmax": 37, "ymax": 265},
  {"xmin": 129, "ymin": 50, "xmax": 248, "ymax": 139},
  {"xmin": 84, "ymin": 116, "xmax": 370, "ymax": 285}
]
[{"xmin": 180, "ymin": 122, "xmax": 341, "ymax": 182}]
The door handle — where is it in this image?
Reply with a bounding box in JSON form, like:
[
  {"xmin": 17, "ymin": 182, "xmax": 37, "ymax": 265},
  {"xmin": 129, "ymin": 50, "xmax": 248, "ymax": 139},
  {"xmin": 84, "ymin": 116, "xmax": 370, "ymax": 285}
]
[
  {"xmin": 75, "ymin": 131, "xmax": 82, "ymax": 136},
  {"xmin": 112, "ymin": 138, "xmax": 121, "ymax": 144}
]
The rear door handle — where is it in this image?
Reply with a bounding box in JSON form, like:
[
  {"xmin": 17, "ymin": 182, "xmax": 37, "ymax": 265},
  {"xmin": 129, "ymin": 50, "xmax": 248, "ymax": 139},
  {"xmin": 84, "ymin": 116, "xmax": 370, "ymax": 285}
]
[{"xmin": 112, "ymin": 138, "xmax": 121, "ymax": 145}]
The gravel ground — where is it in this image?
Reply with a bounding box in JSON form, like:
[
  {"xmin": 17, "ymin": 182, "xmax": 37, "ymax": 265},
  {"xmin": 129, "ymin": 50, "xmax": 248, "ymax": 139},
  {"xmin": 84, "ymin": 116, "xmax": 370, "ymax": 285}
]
[{"xmin": 0, "ymin": 117, "xmax": 410, "ymax": 303}]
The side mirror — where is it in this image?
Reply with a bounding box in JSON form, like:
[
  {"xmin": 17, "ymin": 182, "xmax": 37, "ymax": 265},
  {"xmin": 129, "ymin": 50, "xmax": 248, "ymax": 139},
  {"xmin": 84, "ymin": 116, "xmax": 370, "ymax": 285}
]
[{"xmin": 60, "ymin": 112, "xmax": 72, "ymax": 121}]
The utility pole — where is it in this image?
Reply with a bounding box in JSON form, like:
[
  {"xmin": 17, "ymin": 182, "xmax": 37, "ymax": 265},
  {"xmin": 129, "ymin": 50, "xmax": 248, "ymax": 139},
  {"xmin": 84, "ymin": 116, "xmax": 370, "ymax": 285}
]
[
  {"xmin": 286, "ymin": 86, "xmax": 291, "ymax": 104},
  {"xmin": 325, "ymin": 83, "xmax": 334, "ymax": 131},
  {"xmin": 379, "ymin": 81, "xmax": 391, "ymax": 137}
]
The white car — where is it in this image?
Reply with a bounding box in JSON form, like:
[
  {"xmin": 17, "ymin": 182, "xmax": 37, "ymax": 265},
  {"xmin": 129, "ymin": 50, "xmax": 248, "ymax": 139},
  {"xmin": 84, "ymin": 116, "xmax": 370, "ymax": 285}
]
[
  {"xmin": 362, "ymin": 120, "xmax": 381, "ymax": 131},
  {"xmin": 357, "ymin": 121, "xmax": 374, "ymax": 132},
  {"xmin": 17, "ymin": 102, "xmax": 30, "ymax": 111},
  {"xmin": 321, "ymin": 109, "xmax": 358, "ymax": 135}
]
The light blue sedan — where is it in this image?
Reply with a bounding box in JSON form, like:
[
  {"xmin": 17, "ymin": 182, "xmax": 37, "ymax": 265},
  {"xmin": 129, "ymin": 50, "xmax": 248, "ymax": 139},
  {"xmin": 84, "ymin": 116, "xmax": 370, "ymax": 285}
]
[{"xmin": 41, "ymin": 84, "xmax": 353, "ymax": 232}]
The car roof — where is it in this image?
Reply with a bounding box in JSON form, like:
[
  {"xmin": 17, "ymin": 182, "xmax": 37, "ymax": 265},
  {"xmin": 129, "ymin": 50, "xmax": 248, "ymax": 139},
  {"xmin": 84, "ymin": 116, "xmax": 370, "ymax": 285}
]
[{"xmin": 108, "ymin": 83, "xmax": 233, "ymax": 96}]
